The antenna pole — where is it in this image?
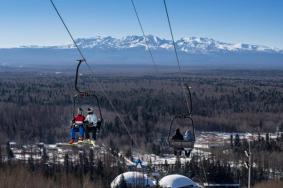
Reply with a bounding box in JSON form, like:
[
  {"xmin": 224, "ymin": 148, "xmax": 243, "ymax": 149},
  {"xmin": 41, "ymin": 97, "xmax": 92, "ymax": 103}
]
[
  {"xmin": 248, "ymin": 141, "xmax": 251, "ymax": 188},
  {"xmin": 245, "ymin": 140, "xmax": 252, "ymax": 188}
]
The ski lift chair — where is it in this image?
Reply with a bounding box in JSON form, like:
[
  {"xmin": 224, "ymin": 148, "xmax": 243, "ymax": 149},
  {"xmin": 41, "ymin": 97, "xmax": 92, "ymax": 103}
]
[
  {"xmin": 72, "ymin": 59, "xmax": 103, "ymax": 130},
  {"xmin": 168, "ymin": 114, "xmax": 195, "ymax": 157}
]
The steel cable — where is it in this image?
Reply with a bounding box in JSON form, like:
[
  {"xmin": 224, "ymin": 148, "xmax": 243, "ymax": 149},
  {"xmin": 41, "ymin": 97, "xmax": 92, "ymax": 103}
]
[
  {"xmin": 49, "ymin": 0, "xmax": 138, "ymax": 149},
  {"xmin": 163, "ymin": 0, "xmax": 208, "ymax": 183},
  {"xmin": 130, "ymin": 0, "xmax": 159, "ymax": 73},
  {"xmin": 163, "ymin": 0, "xmax": 192, "ymax": 115}
]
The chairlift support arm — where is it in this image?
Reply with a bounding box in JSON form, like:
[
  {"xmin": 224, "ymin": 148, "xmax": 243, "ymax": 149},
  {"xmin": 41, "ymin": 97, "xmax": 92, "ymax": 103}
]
[{"xmin": 74, "ymin": 59, "xmax": 103, "ymax": 121}]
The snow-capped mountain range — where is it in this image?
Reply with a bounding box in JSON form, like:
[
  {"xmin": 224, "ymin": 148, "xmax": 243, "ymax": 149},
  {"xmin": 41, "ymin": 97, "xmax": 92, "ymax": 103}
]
[
  {"xmin": 19, "ymin": 35, "xmax": 282, "ymax": 54},
  {"xmin": 1, "ymin": 35, "xmax": 283, "ymax": 67}
]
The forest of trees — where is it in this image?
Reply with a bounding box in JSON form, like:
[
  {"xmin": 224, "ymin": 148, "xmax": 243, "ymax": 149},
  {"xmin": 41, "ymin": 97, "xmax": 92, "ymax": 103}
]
[
  {"xmin": 211, "ymin": 132, "xmax": 283, "ymax": 185},
  {"xmin": 1, "ymin": 136, "xmax": 282, "ymax": 188},
  {"xmin": 0, "ymin": 70, "xmax": 282, "ymax": 147},
  {"xmin": 0, "ymin": 69, "xmax": 282, "ymax": 187}
]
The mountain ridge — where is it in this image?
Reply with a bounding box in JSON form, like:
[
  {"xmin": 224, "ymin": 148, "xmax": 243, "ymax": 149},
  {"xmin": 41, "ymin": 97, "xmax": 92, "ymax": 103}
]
[
  {"xmin": 1, "ymin": 35, "xmax": 283, "ymax": 67},
  {"xmin": 15, "ymin": 35, "xmax": 282, "ymax": 54}
]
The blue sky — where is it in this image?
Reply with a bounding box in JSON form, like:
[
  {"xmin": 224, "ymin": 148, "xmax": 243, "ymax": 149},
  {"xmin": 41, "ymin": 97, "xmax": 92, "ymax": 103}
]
[{"xmin": 0, "ymin": 0, "xmax": 283, "ymax": 48}]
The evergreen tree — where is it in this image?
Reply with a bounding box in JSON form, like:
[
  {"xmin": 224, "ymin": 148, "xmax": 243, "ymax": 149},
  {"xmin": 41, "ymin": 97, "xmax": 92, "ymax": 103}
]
[
  {"xmin": 174, "ymin": 156, "xmax": 182, "ymax": 173},
  {"xmin": 42, "ymin": 147, "xmax": 48, "ymax": 164},
  {"xmin": 234, "ymin": 134, "xmax": 241, "ymax": 148},
  {"xmin": 230, "ymin": 134, "xmax": 234, "ymax": 148},
  {"xmin": 28, "ymin": 155, "xmax": 35, "ymax": 171},
  {"xmin": 125, "ymin": 148, "xmax": 132, "ymax": 159},
  {"xmin": 265, "ymin": 133, "xmax": 270, "ymax": 143},
  {"xmin": 64, "ymin": 153, "xmax": 69, "ymax": 173},
  {"xmin": 6, "ymin": 142, "xmax": 14, "ymax": 162}
]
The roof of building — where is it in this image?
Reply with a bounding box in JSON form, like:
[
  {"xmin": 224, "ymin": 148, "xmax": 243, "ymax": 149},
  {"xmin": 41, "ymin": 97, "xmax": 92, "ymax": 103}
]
[
  {"xmin": 159, "ymin": 174, "xmax": 198, "ymax": 188},
  {"xmin": 111, "ymin": 171, "xmax": 155, "ymax": 188}
]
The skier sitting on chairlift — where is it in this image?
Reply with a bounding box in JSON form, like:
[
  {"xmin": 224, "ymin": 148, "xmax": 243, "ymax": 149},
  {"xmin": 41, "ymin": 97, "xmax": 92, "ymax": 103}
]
[
  {"xmin": 69, "ymin": 108, "xmax": 85, "ymax": 144},
  {"xmin": 184, "ymin": 129, "xmax": 194, "ymax": 141},
  {"xmin": 172, "ymin": 128, "xmax": 184, "ymax": 141},
  {"xmin": 84, "ymin": 108, "xmax": 98, "ymax": 145}
]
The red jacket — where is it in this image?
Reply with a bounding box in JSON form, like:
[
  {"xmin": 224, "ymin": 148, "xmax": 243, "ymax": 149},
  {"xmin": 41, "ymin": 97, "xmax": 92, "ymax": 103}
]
[{"xmin": 73, "ymin": 114, "xmax": 85, "ymax": 125}]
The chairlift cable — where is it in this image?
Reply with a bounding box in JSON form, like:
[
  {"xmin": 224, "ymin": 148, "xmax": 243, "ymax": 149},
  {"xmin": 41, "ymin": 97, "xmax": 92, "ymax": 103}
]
[
  {"xmin": 50, "ymin": 0, "xmax": 86, "ymax": 62},
  {"xmin": 49, "ymin": 0, "xmax": 138, "ymax": 149},
  {"xmin": 130, "ymin": 0, "xmax": 159, "ymax": 73},
  {"xmin": 130, "ymin": 0, "xmax": 196, "ymax": 158},
  {"xmin": 130, "ymin": 0, "xmax": 163, "ymax": 161},
  {"xmin": 84, "ymin": 62, "xmax": 139, "ymax": 148},
  {"xmin": 163, "ymin": 0, "xmax": 191, "ymax": 115},
  {"xmin": 162, "ymin": 2, "xmax": 208, "ymax": 182}
]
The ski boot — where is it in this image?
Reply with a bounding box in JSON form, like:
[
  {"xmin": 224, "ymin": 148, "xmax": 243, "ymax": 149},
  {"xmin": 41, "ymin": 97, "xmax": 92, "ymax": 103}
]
[
  {"xmin": 83, "ymin": 139, "xmax": 90, "ymax": 144},
  {"xmin": 90, "ymin": 140, "xmax": 96, "ymax": 146},
  {"xmin": 78, "ymin": 137, "xmax": 84, "ymax": 143},
  {"xmin": 69, "ymin": 139, "xmax": 75, "ymax": 144}
]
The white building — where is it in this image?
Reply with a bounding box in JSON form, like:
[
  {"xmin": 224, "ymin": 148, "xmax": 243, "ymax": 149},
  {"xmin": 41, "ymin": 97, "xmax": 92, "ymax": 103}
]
[
  {"xmin": 159, "ymin": 174, "xmax": 199, "ymax": 188},
  {"xmin": 111, "ymin": 171, "xmax": 155, "ymax": 188}
]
